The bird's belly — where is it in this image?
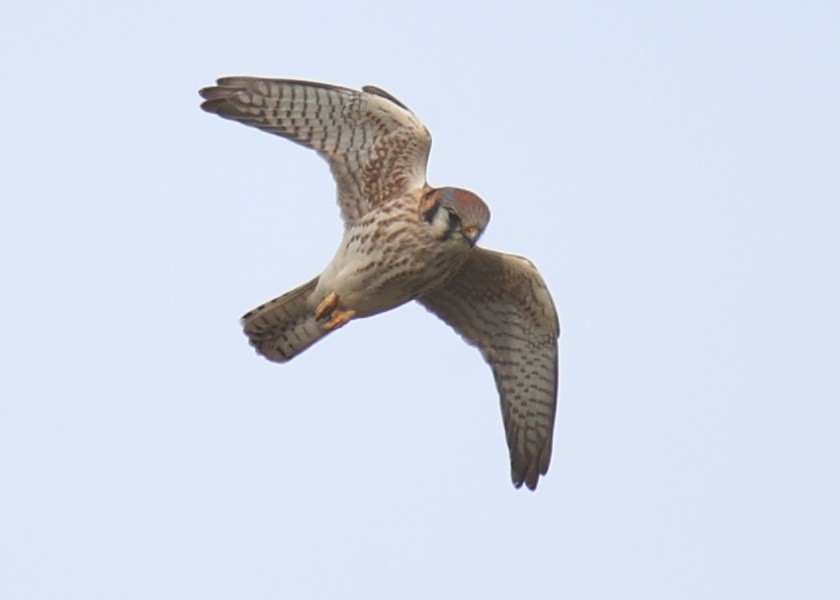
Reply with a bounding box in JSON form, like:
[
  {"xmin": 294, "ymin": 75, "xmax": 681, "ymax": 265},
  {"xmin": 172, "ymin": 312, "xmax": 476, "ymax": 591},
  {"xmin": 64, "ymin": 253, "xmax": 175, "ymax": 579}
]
[{"xmin": 316, "ymin": 240, "xmax": 465, "ymax": 318}]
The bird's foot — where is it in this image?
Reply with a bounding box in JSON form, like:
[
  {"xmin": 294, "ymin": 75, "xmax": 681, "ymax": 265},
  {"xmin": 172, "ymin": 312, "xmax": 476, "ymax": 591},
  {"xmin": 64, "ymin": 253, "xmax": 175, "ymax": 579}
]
[
  {"xmin": 322, "ymin": 308, "xmax": 357, "ymax": 331},
  {"xmin": 314, "ymin": 292, "xmax": 339, "ymax": 319},
  {"xmin": 315, "ymin": 292, "xmax": 356, "ymax": 331}
]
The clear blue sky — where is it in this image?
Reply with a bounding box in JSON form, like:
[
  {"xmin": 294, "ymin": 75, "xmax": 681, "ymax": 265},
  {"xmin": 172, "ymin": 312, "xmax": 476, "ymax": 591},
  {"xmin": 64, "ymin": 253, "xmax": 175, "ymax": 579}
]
[{"xmin": 2, "ymin": 1, "xmax": 838, "ymax": 597}]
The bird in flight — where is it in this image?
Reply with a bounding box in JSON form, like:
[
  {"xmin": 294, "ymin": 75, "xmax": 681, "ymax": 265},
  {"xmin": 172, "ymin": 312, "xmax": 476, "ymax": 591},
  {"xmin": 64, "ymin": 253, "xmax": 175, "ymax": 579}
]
[{"xmin": 200, "ymin": 77, "xmax": 560, "ymax": 489}]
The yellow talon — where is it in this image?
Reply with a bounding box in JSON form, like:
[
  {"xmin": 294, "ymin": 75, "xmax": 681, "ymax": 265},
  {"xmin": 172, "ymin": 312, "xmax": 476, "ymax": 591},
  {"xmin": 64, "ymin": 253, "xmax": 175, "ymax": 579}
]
[
  {"xmin": 322, "ymin": 308, "xmax": 357, "ymax": 331},
  {"xmin": 314, "ymin": 292, "xmax": 356, "ymax": 331}
]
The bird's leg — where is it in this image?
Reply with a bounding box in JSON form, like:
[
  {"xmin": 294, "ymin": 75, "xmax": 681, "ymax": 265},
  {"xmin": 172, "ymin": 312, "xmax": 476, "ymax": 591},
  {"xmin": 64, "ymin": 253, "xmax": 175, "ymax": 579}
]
[{"xmin": 314, "ymin": 292, "xmax": 357, "ymax": 331}]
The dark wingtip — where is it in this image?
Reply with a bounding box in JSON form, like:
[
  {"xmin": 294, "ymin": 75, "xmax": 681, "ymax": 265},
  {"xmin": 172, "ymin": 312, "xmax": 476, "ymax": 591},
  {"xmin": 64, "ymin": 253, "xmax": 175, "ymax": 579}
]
[
  {"xmin": 199, "ymin": 78, "xmax": 235, "ymax": 99},
  {"xmin": 512, "ymin": 474, "xmax": 539, "ymax": 491},
  {"xmin": 362, "ymin": 85, "xmax": 411, "ymax": 111},
  {"xmin": 198, "ymin": 81, "xmax": 231, "ymax": 113},
  {"xmin": 512, "ymin": 454, "xmax": 548, "ymax": 490},
  {"xmin": 199, "ymin": 97, "xmax": 224, "ymax": 114}
]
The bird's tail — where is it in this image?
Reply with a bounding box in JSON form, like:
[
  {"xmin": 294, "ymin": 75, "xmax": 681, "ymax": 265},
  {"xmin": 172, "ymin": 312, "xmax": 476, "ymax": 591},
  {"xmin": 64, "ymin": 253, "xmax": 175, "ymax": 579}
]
[{"xmin": 241, "ymin": 276, "xmax": 330, "ymax": 362}]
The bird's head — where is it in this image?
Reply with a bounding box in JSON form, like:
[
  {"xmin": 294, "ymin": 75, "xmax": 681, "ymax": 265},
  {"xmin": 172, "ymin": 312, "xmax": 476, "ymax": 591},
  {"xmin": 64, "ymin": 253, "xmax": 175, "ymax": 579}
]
[{"xmin": 421, "ymin": 187, "xmax": 490, "ymax": 246}]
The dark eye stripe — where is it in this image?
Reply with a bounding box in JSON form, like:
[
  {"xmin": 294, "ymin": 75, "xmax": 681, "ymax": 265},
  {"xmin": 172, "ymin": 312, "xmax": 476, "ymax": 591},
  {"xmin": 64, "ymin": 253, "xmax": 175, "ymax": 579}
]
[
  {"xmin": 423, "ymin": 201, "xmax": 440, "ymax": 223},
  {"xmin": 441, "ymin": 209, "xmax": 461, "ymax": 241}
]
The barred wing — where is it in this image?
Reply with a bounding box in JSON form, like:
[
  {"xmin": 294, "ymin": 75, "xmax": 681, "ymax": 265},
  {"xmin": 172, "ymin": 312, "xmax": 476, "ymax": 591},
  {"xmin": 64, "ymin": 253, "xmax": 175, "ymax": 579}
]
[
  {"xmin": 417, "ymin": 248, "xmax": 560, "ymax": 490},
  {"xmin": 200, "ymin": 77, "xmax": 431, "ymax": 224}
]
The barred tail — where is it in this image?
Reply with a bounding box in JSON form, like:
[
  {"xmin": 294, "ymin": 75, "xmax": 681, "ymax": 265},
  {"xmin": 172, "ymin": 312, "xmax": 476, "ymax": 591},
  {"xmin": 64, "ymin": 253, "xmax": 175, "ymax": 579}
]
[{"xmin": 241, "ymin": 276, "xmax": 329, "ymax": 362}]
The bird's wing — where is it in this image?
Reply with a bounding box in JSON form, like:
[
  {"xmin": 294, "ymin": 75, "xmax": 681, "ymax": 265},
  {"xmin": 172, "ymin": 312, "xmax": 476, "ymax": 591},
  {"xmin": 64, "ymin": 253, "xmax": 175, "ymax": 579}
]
[
  {"xmin": 200, "ymin": 77, "xmax": 431, "ymax": 225},
  {"xmin": 417, "ymin": 247, "xmax": 559, "ymax": 490}
]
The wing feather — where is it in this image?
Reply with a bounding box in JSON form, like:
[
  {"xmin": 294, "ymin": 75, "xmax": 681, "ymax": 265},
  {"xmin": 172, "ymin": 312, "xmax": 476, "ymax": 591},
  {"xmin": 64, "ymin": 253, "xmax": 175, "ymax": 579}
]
[
  {"xmin": 199, "ymin": 77, "xmax": 431, "ymax": 224},
  {"xmin": 417, "ymin": 248, "xmax": 559, "ymax": 490}
]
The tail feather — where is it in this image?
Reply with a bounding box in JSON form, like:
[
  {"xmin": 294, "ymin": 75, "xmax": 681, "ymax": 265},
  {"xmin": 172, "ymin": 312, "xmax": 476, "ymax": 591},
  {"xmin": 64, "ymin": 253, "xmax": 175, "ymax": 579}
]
[{"xmin": 241, "ymin": 276, "xmax": 329, "ymax": 362}]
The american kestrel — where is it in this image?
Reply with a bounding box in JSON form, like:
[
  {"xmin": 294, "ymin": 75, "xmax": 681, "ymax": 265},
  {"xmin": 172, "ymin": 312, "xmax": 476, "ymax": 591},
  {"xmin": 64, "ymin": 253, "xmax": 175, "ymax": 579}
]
[{"xmin": 200, "ymin": 77, "xmax": 560, "ymax": 490}]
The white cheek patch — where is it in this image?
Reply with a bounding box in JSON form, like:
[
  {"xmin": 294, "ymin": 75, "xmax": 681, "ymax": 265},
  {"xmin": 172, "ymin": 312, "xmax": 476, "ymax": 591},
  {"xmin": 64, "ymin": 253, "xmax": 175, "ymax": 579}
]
[{"xmin": 427, "ymin": 205, "xmax": 452, "ymax": 238}]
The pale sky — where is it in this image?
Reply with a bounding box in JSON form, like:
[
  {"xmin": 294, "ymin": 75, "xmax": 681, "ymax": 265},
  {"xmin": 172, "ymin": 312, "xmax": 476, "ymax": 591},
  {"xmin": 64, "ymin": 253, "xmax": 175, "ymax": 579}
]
[{"xmin": 2, "ymin": 1, "xmax": 838, "ymax": 598}]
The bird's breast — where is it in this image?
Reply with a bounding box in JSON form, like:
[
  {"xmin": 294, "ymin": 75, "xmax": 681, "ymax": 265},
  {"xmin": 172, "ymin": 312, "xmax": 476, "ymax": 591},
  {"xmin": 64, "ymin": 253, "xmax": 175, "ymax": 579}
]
[{"xmin": 314, "ymin": 204, "xmax": 469, "ymax": 317}]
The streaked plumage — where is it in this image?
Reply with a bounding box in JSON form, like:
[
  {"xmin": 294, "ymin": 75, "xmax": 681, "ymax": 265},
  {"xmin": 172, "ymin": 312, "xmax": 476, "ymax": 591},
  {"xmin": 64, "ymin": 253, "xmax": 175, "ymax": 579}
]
[{"xmin": 200, "ymin": 76, "xmax": 560, "ymax": 490}]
